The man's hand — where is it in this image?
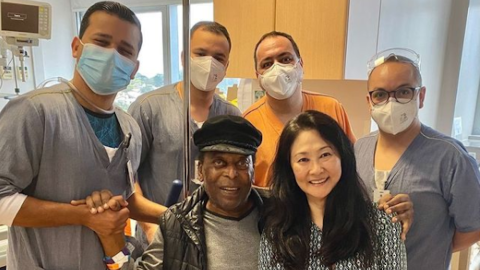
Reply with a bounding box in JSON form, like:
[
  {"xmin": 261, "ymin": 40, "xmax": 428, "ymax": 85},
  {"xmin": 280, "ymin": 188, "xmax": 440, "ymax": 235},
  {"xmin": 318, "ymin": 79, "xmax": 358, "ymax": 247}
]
[
  {"xmin": 71, "ymin": 190, "xmax": 128, "ymax": 214},
  {"xmin": 378, "ymin": 193, "xmax": 414, "ymax": 241},
  {"xmin": 83, "ymin": 207, "xmax": 130, "ymax": 237}
]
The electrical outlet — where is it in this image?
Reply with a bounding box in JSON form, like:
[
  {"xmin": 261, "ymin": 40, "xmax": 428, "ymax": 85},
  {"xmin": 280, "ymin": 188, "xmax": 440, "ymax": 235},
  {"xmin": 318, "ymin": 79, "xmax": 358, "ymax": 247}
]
[
  {"xmin": 1, "ymin": 66, "xmax": 12, "ymax": 80},
  {"xmin": 17, "ymin": 66, "xmax": 28, "ymax": 80}
]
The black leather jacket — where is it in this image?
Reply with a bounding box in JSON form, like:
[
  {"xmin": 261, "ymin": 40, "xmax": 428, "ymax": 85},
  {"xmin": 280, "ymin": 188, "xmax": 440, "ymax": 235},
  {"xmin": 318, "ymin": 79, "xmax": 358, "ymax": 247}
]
[{"xmin": 159, "ymin": 185, "xmax": 266, "ymax": 270}]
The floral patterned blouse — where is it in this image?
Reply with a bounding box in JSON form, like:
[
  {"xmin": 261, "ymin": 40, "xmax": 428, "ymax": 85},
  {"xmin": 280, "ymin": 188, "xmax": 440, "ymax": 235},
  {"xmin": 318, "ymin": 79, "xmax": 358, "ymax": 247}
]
[{"xmin": 259, "ymin": 206, "xmax": 407, "ymax": 269}]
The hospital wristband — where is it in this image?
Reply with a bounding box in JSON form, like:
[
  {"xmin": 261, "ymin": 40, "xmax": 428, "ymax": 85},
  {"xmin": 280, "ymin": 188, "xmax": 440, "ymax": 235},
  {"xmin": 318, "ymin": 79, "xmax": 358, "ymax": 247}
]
[
  {"xmin": 103, "ymin": 244, "xmax": 132, "ymax": 268},
  {"xmin": 105, "ymin": 255, "xmax": 129, "ymax": 269},
  {"xmin": 106, "ymin": 262, "xmax": 124, "ymax": 270}
]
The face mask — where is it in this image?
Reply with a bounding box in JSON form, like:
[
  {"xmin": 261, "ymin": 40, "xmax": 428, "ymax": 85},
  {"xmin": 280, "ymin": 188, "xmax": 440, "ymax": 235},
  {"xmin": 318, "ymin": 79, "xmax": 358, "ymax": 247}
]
[
  {"xmin": 371, "ymin": 98, "xmax": 419, "ymax": 135},
  {"xmin": 259, "ymin": 61, "xmax": 303, "ymax": 100},
  {"xmin": 77, "ymin": 42, "xmax": 136, "ymax": 96},
  {"xmin": 190, "ymin": 56, "xmax": 226, "ymax": 91}
]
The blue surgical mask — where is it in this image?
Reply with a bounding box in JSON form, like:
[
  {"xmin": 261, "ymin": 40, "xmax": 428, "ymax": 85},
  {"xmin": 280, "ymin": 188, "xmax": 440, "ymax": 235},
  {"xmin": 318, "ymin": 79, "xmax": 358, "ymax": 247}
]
[{"xmin": 77, "ymin": 42, "xmax": 136, "ymax": 95}]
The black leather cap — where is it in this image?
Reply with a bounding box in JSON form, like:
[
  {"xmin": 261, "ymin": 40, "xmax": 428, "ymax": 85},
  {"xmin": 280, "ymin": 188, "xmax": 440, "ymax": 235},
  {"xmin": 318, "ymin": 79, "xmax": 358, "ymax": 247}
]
[{"xmin": 193, "ymin": 115, "xmax": 262, "ymax": 155}]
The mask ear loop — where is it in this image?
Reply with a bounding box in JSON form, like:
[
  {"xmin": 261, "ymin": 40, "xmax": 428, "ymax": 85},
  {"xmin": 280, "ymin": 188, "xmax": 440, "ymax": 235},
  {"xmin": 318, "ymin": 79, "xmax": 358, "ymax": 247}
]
[{"xmin": 59, "ymin": 77, "xmax": 116, "ymax": 114}]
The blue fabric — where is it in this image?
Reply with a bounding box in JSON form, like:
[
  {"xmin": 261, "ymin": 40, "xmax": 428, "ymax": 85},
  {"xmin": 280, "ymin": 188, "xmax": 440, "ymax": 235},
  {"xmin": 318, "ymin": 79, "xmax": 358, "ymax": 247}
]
[
  {"xmin": 84, "ymin": 107, "xmax": 122, "ymax": 148},
  {"xmin": 77, "ymin": 43, "xmax": 135, "ymax": 95}
]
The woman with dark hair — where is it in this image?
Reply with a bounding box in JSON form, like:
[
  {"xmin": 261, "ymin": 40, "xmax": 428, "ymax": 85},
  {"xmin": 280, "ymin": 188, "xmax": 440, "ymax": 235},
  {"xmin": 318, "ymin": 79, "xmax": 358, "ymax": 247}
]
[{"xmin": 259, "ymin": 110, "xmax": 406, "ymax": 269}]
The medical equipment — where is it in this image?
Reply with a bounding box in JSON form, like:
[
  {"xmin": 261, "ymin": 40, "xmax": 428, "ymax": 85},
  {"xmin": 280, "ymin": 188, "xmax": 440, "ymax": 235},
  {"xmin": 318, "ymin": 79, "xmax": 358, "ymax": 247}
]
[
  {"xmin": 0, "ymin": 0, "xmax": 51, "ymax": 99},
  {"xmin": 0, "ymin": 0, "xmax": 52, "ymax": 43},
  {"xmin": 182, "ymin": 0, "xmax": 191, "ymax": 198}
]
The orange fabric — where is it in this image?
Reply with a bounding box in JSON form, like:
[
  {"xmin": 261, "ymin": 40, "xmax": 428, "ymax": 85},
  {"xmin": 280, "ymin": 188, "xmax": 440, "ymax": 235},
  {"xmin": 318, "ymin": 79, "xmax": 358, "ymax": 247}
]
[
  {"xmin": 124, "ymin": 218, "xmax": 132, "ymax": 236},
  {"xmin": 243, "ymin": 90, "xmax": 356, "ymax": 187}
]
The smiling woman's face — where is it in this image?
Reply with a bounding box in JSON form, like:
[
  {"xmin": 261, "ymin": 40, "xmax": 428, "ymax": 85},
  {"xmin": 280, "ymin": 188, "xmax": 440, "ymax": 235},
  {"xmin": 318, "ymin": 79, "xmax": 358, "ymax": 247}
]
[{"xmin": 290, "ymin": 130, "xmax": 342, "ymax": 206}]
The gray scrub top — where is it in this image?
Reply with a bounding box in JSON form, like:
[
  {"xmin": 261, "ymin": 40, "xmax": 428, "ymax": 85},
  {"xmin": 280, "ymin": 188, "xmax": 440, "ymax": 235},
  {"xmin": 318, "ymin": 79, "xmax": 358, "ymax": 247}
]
[
  {"xmin": 355, "ymin": 124, "xmax": 480, "ymax": 269},
  {"xmin": 128, "ymin": 83, "xmax": 241, "ymax": 205},
  {"xmin": 0, "ymin": 84, "xmax": 142, "ymax": 269}
]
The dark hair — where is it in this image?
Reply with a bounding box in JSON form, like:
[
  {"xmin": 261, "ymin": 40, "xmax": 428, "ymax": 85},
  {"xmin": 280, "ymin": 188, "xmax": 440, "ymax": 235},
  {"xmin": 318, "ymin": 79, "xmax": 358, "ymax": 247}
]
[
  {"xmin": 191, "ymin": 21, "xmax": 232, "ymax": 52},
  {"xmin": 253, "ymin": 31, "xmax": 301, "ymax": 70},
  {"xmin": 79, "ymin": 1, "xmax": 143, "ymax": 51},
  {"xmin": 263, "ymin": 110, "xmax": 374, "ymax": 269},
  {"xmin": 197, "ymin": 151, "xmax": 256, "ymax": 165}
]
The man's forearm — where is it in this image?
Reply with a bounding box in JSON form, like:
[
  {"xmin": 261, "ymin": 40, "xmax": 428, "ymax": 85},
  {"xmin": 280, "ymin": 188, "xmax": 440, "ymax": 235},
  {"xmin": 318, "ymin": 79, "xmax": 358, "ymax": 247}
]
[
  {"xmin": 452, "ymin": 230, "xmax": 480, "ymax": 252},
  {"xmin": 127, "ymin": 192, "xmax": 166, "ymax": 224},
  {"xmin": 99, "ymin": 233, "xmax": 126, "ymax": 257},
  {"xmin": 12, "ymin": 196, "xmax": 89, "ymax": 227}
]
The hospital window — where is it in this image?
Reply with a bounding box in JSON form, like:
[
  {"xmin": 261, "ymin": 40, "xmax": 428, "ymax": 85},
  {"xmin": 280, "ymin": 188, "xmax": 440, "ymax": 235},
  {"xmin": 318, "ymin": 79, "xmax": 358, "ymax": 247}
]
[
  {"xmin": 459, "ymin": 2, "xmax": 480, "ymax": 268},
  {"xmin": 75, "ymin": 2, "xmax": 240, "ymax": 111}
]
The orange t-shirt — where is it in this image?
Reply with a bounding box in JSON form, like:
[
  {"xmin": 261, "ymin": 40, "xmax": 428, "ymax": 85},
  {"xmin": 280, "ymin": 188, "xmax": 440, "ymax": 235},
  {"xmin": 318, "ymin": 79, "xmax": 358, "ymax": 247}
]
[{"xmin": 243, "ymin": 90, "xmax": 356, "ymax": 187}]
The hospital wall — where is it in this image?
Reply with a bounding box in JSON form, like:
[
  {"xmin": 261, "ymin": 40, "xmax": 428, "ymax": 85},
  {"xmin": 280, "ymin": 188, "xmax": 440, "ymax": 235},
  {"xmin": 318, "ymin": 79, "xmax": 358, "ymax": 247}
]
[{"xmin": 345, "ymin": 0, "xmax": 469, "ymax": 137}]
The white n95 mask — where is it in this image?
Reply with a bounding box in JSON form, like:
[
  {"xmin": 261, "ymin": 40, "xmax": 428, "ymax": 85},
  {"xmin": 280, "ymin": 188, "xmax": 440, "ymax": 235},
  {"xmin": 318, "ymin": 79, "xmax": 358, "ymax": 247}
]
[
  {"xmin": 190, "ymin": 56, "xmax": 226, "ymax": 91},
  {"xmin": 371, "ymin": 98, "xmax": 418, "ymax": 135},
  {"xmin": 259, "ymin": 62, "xmax": 303, "ymax": 100}
]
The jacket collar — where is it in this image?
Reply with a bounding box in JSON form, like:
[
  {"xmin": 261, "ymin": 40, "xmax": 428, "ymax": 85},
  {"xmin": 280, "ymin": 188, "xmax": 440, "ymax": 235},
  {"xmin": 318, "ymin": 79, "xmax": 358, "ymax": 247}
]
[{"xmin": 173, "ymin": 184, "xmax": 267, "ymax": 255}]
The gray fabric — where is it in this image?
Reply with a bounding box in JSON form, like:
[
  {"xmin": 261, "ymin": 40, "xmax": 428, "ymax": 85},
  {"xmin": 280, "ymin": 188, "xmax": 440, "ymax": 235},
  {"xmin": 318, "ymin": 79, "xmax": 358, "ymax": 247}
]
[
  {"xmin": 127, "ymin": 227, "xmax": 165, "ymax": 269},
  {"xmin": 128, "ymin": 83, "xmax": 241, "ymax": 205},
  {"xmin": 355, "ymin": 124, "xmax": 480, "ymax": 270},
  {"xmin": 0, "ymin": 84, "xmax": 142, "ymax": 270},
  {"xmin": 204, "ymin": 208, "xmax": 260, "ymax": 270},
  {"xmin": 121, "ymin": 205, "xmax": 260, "ymax": 270},
  {"xmin": 259, "ymin": 206, "xmax": 407, "ymax": 269}
]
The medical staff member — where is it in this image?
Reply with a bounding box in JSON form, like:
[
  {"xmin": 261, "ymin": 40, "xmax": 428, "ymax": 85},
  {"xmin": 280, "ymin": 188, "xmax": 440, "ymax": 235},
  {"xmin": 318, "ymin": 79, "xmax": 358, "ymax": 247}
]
[
  {"xmin": 355, "ymin": 48, "xmax": 480, "ymax": 269},
  {"xmin": 0, "ymin": 2, "xmax": 163, "ymax": 269},
  {"xmin": 128, "ymin": 21, "xmax": 240, "ymax": 244},
  {"xmin": 243, "ymin": 31, "xmax": 355, "ymax": 188}
]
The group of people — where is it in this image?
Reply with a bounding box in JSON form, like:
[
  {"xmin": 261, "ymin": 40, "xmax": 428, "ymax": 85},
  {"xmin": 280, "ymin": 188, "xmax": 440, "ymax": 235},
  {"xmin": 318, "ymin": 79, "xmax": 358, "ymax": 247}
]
[{"xmin": 0, "ymin": 1, "xmax": 479, "ymax": 270}]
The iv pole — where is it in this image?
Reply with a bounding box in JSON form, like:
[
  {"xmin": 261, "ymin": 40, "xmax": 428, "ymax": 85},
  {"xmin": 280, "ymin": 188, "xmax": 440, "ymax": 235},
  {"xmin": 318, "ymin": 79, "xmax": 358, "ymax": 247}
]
[{"xmin": 182, "ymin": 0, "xmax": 191, "ymax": 199}]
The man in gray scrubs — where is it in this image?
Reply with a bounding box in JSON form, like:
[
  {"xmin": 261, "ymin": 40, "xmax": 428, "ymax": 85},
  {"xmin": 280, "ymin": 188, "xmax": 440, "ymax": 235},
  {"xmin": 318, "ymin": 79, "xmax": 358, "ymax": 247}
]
[
  {"xmin": 355, "ymin": 48, "xmax": 480, "ymax": 269},
  {"xmin": 0, "ymin": 2, "xmax": 164, "ymax": 269},
  {"xmin": 98, "ymin": 115, "xmax": 264, "ymax": 270},
  {"xmin": 128, "ymin": 21, "xmax": 240, "ymax": 243}
]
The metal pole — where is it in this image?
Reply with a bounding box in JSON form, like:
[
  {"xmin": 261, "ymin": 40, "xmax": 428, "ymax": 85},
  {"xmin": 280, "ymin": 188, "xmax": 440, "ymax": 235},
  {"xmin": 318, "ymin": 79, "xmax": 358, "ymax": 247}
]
[
  {"xmin": 29, "ymin": 47, "xmax": 37, "ymax": 89},
  {"xmin": 11, "ymin": 51, "xmax": 19, "ymax": 94},
  {"xmin": 182, "ymin": 0, "xmax": 191, "ymax": 198}
]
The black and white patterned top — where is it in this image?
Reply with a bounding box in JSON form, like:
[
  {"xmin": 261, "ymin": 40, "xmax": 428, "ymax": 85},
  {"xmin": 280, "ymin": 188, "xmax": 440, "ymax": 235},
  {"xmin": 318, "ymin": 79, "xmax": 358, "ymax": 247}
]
[{"xmin": 259, "ymin": 206, "xmax": 407, "ymax": 269}]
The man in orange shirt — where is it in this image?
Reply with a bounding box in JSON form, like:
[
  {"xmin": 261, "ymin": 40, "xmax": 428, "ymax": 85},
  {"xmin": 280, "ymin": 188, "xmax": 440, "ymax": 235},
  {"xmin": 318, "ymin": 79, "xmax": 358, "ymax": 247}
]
[
  {"xmin": 243, "ymin": 32, "xmax": 413, "ymax": 241},
  {"xmin": 243, "ymin": 31, "xmax": 355, "ymax": 187}
]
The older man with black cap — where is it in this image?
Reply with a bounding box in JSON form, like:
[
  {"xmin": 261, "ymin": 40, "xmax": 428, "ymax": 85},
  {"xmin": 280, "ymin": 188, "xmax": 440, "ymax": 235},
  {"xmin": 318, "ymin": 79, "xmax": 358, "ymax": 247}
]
[{"xmin": 97, "ymin": 115, "xmax": 264, "ymax": 270}]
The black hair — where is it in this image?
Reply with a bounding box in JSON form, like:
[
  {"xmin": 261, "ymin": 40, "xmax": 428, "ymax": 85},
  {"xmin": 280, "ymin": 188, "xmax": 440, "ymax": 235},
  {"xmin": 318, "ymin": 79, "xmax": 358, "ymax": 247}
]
[
  {"xmin": 263, "ymin": 110, "xmax": 375, "ymax": 269},
  {"xmin": 254, "ymin": 31, "xmax": 301, "ymax": 70},
  {"xmin": 191, "ymin": 21, "xmax": 231, "ymax": 52},
  {"xmin": 79, "ymin": 1, "xmax": 143, "ymax": 51}
]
